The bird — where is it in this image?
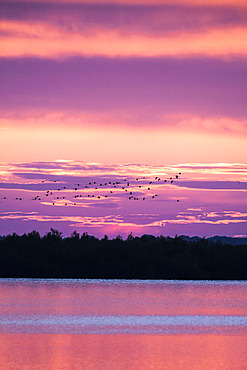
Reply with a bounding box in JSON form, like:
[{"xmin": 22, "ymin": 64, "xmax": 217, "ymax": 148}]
[{"xmin": 5, "ymin": 170, "xmax": 184, "ymax": 210}]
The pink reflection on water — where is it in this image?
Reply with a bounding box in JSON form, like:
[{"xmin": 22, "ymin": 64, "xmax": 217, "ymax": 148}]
[
  {"xmin": 1, "ymin": 280, "xmax": 247, "ymax": 317},
  {"xmin": 1, "ymin": 280, "xmax": 247, "ymax": 368},
  {"xmin": 0, "ymin": 333, "xmax": 247, "ymax": 370}
]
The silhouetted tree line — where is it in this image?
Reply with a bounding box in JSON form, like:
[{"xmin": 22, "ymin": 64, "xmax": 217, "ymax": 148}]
[{"xmin": 0, "ymin": 229, "xmax": 246, "ymax": 280}]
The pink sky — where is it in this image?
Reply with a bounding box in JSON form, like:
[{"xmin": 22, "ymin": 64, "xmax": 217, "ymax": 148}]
[
  {"xmin": 0, "ymin": 161, "xmax": 246, "ymax": 238},
  {"xmin": 0, "ymin": 0, "xmax": 246, "ymax": 237}
]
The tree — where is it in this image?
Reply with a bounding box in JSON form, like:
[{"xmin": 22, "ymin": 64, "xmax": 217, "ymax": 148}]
[
  {"xmin": 70, "ymin": 230, "xmax": 80, "ymax": 239},
  {"xmin": 45, "ymin": 228, "xmax": 63, "ymax": 240},
  {"xmin": 127, "ymin": 232, "xmax": 134, "ymax": 242}
]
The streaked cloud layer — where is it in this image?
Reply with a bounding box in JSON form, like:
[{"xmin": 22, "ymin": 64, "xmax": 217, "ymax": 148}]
[
  {"xmin": 0, "ymin": 161, "xmax": 246, "ymax": 237},
  {"xmin": 3, "ymin": 0, "xmax": 247, "ymax": 4},
  {"xmin": 1, "ymin": 1, "xmax": 246, "ymax": 236},
  {"xmin": 1, "ymin": 2, "xmax": 247, "ymax": 58},
  {"xmin": 1, "ymin": 58, "xmax": 247, "ymax": 118}
]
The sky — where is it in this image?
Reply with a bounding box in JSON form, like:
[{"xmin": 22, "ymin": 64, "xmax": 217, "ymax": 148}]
[{"xmin": 0, "ymin": 0, "xmax": 247, "ymax": 238}]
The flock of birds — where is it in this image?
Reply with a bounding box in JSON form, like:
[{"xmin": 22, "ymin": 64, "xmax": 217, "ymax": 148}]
[{"xmin": 1, "ymin": 173, "xmax": 182, "ymax": 207}]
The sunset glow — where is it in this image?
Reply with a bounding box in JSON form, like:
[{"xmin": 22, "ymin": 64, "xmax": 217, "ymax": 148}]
[{"xmin": 0, "ymin": 0, "xmax": 246, "ymax": 237}]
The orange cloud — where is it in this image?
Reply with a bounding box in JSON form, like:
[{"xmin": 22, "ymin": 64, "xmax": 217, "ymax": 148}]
[
  {"xmin": 4, "ymin": 0, "xmax": 247, "ymax": 7},
  {"xmin": 1, "ymin": 211, "xmax": 246, "ymax": 228},
  {"xmin": 1, "ymin": 122, "xmax": 247, "ymax": 165},
  {"xmin": 1, "ymin": 20, "xmax": 247, "ymax": 58},
  {"xmin": 1, "ymin": 111, "xmax": 247, "ymax": 135}
]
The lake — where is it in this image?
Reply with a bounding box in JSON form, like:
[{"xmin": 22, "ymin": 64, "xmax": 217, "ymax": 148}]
[{"xmin": 0, "ymin": 279, "xmax": 247, "ymax": 369}]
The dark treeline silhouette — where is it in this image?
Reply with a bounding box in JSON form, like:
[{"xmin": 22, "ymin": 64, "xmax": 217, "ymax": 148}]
[{"xmin": 0, "ymin": 229, "xmax": 247, "ymax": 280}]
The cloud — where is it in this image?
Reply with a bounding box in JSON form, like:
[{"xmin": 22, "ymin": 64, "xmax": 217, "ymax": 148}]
[
  {"xmin": 172, "ymin": 163, "xmax": 247, "ymax": 177},
  {"xmin": 1, "ymin": 161, "xmax": 246, "ymax": 218},
  {"xmin": 1, "ymin": 209, "xmax": 246, "ymax": 228},
  {"xmin": 1, "ymin": 160, "xmax": 247, "ymax": 182},
  {"xmin": 1, "ymin": 57, "xmax": 247, "ymax": 122},
  {"xmin": 2, "ymin": 0, "xmax": 247, "ymax": 7},
  {"xmin": 172, "ymin": 209, "xmax": 247, "ymax": 224},
  {"xmin": 1, "ymin": 161, "xmax": 247, "ymax": 237},
  {"xmin": 1, "ymin": 2, "xmax": 247, "ymax": 59},
  {"xmin": 1, "ymin": 111, "xmax": 247, "ymax": 136},
  {"xmin": 1, "ymin": 20, "xmax": 247, "ymax": 58},
  {"xmin": 175, "ymin": 181, "xmax": 247, "ymax": 190},
  {"xmin": 1, "ymin": 3, "xmax": 247, "ymax": 35}
]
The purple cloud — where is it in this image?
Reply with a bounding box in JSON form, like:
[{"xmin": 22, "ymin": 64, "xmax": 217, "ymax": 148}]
[
  {"xmin": 176, "ymin": 181, "xmax": 247, "ymax": 190},
  {"xmin": 14, "ymin": 161, "xmax": 117, "ymax": 171},
  {"xmin": 1, "ymin": 160, "xmax": 247, "ymax": 237},
  {"xmin": 1, "ymin": 2, "xmax": 247, "ymax": 35},
  {"xmin": 1, "ymin": 57, "xmax": 247, "ymax": 120}
]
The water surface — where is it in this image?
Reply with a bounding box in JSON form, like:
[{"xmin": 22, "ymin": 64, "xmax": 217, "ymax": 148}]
[{"xmin": 0, "ymin": 279, "xmax": 247, "ymax": 369}]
